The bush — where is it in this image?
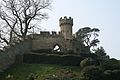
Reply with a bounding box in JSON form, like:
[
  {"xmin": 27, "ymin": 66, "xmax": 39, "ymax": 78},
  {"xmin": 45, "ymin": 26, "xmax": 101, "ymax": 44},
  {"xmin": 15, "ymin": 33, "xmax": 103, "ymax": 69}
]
[
  {"xmin": 104, "ymin": 70, "xmax": 120, "ymax": 80},
  {"xmin": 100, "ymin": 59, "xmax": 120, "ymax": 70},
  {"xmin": 80, "ymin": 66, "xmax": 103, "ymax": 80},
  {"xmin": 80, "ymin": 58, "xmax": 97, "ymax": 68},
  {"xmin": 27, "ymin": 73, "xmax": 38, "ymax": 80},
  {"xmin": 23, "ymin": 53, "xmax": 84, "ymax": 66}
]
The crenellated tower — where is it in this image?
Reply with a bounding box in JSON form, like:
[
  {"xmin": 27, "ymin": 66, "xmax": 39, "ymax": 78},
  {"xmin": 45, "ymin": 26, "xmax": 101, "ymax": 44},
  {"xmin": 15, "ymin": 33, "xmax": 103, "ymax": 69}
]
[{"xmin": 59, "ymin": 16, "xmax": 73, "ymax": 40}]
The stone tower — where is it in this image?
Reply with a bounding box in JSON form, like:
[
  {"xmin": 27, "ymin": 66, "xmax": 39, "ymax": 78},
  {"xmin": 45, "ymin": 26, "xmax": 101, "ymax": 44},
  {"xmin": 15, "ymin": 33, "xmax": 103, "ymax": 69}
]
[{"xmin": 59, "ymin": 16, "xmax": 73, "ymax": 40}]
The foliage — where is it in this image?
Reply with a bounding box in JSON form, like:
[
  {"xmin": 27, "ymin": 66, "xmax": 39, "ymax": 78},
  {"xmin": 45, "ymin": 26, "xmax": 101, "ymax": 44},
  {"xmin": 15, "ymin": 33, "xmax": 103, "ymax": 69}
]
[
  {"xmin": 0, "ymin": 64, "xmax": 81, "ymax": 80},
  {"xmin": 80, "ymin": 66, "xmax": 103, "ymax": 80},
  {"xmin": 104, "ymin": 70, "xmax": 120, "ymax": 80},
  {"xmin": 80, "ymin": 58, "xmax": 97, "ymax": 68},
  {"xmin": 27, "ymin": 73, "xmax": 38, "ymax": 80},
  {"xmin": 5, "ymin": 74, "xmax": 15, "ymax": 80},
  {"xmin": 92, "ymin": 46, "xmax": 110, "ymax": 65},
  {"xmin": 79, "ymin": 46, "xmax": 120, "ymax": 80},
  {"xmin": 94, "ymin": 46, "xmax": 106, "ymax": 56},
  {"xmin": 23, "ymin": 53, "xmax": 84, "ymax": 66},
  {"xmin": 44, "ymin": 68, "xmax": 79, "ymax": 80},
  {"xmin": 100, "ymin": 58, "xmax": 120, "ymax": 70},
  {"xmin": 76, "ymin": 27, "xmax": 100, "ymax": 49}
]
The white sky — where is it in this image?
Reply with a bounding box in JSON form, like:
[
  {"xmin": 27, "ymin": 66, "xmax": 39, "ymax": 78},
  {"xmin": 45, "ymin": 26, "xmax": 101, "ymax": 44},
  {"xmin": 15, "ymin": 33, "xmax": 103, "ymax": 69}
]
[{"xmin": 41, "ymin": 0, "xmax": 120, "ymax": 59}]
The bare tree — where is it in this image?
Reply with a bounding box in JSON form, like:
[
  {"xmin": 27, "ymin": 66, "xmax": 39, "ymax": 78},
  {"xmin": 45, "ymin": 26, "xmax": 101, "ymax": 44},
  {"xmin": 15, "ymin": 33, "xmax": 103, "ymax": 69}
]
[{"xmin": 0, "ymin": 0, "xmax": 51, "ymax": 46}]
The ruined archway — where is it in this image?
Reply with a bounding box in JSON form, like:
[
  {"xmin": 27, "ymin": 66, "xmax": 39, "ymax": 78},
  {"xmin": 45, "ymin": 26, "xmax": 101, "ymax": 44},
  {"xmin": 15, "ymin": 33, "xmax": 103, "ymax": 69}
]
[{"xmin": 53, "ymin": 44, "xmax": 61, "ymax": 53}]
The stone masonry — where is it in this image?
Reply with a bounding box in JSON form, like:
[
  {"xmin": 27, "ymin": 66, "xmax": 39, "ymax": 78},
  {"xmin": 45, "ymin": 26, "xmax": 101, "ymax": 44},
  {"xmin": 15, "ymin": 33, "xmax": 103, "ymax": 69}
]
[
  {"xmin": 29, "ymin": 16, "xmax": 83, "ymax": 53},
  {"xmin": 0, "ymin": 16, "xmax": 88, "ymax": 71}
]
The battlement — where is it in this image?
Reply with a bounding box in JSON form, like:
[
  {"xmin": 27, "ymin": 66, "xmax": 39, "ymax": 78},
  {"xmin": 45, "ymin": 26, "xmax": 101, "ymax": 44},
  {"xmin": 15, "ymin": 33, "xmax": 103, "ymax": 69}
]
[
  {"xmin": 59, "ymin": 16, "xmax": 73, "ymax": 26},
  {"xmin": 28, "ymin": 31, "xmax": 61, "ymax": 39},
  {"xmin": 40, "ymin": 31, "xmax": 59, "ymax": 36},
  {"xmin": 40, "ymin": 31, "xmax": 50, "ymax": 36}
]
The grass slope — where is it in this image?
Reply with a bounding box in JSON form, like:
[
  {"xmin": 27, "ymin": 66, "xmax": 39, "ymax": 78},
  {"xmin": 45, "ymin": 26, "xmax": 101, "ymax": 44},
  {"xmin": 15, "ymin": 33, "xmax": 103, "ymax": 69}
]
[{"xmin": 0, "ymin": 64, "xmax": 81, "ymax": 80}]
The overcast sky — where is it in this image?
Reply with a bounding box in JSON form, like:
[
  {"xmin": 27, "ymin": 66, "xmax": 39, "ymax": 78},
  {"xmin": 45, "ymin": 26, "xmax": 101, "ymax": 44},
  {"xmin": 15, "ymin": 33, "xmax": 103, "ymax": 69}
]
[{"xmin": 41, "ymin": 0, "xmax": 120, "ymax": 59}]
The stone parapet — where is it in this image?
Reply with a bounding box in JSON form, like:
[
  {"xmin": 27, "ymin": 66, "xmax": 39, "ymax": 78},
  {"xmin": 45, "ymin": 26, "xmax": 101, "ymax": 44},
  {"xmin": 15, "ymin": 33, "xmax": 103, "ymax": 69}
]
[
  {"xmin": 59, "ymin": 16, "xmax": 73, "ymax": 26},
  {"xmin": 38, "ymin": 31, "xmax": 60, "ymax": 37}
]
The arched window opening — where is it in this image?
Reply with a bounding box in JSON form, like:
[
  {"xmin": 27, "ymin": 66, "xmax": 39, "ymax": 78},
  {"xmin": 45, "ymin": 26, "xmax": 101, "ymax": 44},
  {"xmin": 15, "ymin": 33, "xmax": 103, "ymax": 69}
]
[{"xmin": 53, "ymin": 44, "xmax": 61, "ymax": 52}]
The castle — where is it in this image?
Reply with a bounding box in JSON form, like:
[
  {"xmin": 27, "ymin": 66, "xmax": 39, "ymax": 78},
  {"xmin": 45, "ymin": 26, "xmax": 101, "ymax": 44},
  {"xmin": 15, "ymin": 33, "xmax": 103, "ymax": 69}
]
[
  {"xmin": 28, "ymin": 16, "xmax": 86, "ymax": 53},
  {"xmin": 0, "ymin": 16, "xmax": 88, "ymax": 71}
]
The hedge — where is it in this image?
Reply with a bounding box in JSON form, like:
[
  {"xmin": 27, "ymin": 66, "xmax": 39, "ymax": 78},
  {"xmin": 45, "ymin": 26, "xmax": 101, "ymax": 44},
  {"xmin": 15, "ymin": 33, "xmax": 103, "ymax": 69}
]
[{"xmin": 23, "ymin": 53, "xmax": 84, "ymax": 66}]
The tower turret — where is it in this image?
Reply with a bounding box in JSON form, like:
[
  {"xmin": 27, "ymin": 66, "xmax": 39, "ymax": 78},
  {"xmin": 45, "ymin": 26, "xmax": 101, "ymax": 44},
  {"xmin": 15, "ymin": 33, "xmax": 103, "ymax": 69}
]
[{"xmin": 59, "ymin": 16, "xmax": 73, "ymax": 39}]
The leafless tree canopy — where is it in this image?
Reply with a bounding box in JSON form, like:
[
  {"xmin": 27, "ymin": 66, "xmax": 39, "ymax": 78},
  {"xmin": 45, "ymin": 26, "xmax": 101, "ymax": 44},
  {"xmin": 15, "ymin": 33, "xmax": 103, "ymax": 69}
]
[{"xmin": 0, "ymin": 0, "xmax": 51, "ymax": 47}]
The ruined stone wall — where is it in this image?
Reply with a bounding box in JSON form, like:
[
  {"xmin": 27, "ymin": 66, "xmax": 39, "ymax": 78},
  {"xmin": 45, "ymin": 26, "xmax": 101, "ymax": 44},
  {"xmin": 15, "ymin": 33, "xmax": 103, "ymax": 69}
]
[
  {"xmin": 0, "ymin": 16, "xmax": 85, "ymax": 72},
  {"xmin": 0, "ymin": 39, "xmax": 31, "ymax": 72},
  {"xmin": 30, "ymin": 33, "xmax": 65, "ymax": 52},
  {"xmin": 72, "ymin": 40, "xmax": 82, "ymax": 53},
  {"xmin": 28, "ymin": 31, "xmax": 73, "ymax": 53}
]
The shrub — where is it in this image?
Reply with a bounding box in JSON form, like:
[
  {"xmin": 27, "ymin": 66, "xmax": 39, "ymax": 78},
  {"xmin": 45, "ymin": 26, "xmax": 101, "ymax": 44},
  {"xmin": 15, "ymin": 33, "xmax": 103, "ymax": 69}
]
[
  {"xmin": 104, "ymin": 70, "xmax": 120, "ymax": 80},
  {"xmin": 100, "ymin": 59, "xmax": 120, "ymax": 70},
  {"xmin": 23, "ymin": 53, "xmax": 84, "ymax": 66},
  {"xmin": 80, "ymin": 58, "xmax": 97, "ymax": 68},
  {"xmin": 80, "ymin": 66, "xmax": 103, "ymax": 80}
]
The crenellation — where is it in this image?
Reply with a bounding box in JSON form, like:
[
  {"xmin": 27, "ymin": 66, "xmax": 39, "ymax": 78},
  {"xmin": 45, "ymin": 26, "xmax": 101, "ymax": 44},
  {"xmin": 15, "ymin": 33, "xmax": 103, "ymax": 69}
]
[
  {"xmin": 40, "ymin": 31, "xmax": 50, "ymax": 36},
  {"xmin": 52, "ymin": 31, "xmax": 57, "ymax": 35},
  {"xmin": 39, "ymin": 31, "xmax": 60, "ymax": 36},
  {"xmin": 69, "ymin": 16, "xmax": 72, "ymax": 19},
  {"xmin": 59, "ymin": 16, "xmax": 73, "ymax": 26}
]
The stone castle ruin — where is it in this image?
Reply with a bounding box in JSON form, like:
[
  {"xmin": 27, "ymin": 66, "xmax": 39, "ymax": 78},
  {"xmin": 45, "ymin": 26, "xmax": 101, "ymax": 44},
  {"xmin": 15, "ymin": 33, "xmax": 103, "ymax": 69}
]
[
  {"xmin": 29, "ymin": 16, "xmax": 85, "ymax": 53},
  {"xmin": 0, "ymin": 16, "xmax": 88, "ymax": 71}
]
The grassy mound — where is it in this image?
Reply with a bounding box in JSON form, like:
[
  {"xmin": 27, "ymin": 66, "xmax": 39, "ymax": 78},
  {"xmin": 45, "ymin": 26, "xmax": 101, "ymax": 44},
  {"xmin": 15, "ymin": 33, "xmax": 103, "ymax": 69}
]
[{"xmin": 0, "ymin": 64, "xmax": 81, "ymax": 80}]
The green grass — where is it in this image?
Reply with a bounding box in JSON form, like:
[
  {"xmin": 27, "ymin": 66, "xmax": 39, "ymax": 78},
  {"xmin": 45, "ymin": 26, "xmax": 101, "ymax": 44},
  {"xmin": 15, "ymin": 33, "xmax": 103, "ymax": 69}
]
[{"xmin": 0, "ymin": 64, "xmax": 81, "ymax": 80}]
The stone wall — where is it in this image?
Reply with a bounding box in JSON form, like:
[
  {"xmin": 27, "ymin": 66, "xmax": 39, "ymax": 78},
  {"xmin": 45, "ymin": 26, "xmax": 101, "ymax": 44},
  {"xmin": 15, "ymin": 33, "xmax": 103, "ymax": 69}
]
[
  {"xmin": 0, "ymin": 39, "xmax": 31, "ymax": 72},
  {"xmin": 29, "ymin": 33, "xmax": 73, "ymax": 53},
  {"xmin": 32, "ymin": 37, "xmax": 64, "ymax": 51}
]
